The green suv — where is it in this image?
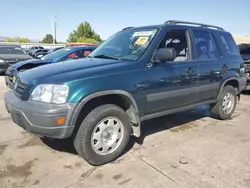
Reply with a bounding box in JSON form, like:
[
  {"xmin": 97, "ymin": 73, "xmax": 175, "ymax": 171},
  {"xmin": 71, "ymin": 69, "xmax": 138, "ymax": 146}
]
[{"xmin": 4, "ymin": 20, "xmax": 246, "ymax": 165}]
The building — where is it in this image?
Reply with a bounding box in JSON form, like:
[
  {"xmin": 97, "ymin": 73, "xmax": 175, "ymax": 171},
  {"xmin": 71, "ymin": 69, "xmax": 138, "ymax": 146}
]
[{"xmin": 233, "ymin": 34, "xmax": 250, "ymax": 45}]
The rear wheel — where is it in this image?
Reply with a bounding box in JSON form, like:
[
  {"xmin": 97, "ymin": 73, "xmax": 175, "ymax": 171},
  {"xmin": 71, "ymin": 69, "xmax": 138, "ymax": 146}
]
[
  {"xmin": 74, "ymin": 104, "xmax": 131, "ymax": 166},
  {"xmin": 211, "ymin": 85, "xmax": 237, "ymax": 120}
]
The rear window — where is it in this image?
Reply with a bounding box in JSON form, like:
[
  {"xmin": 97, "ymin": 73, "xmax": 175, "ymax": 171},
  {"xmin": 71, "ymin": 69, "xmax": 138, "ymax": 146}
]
[{"xmin": 218, "ymin": 32, "xmax": 239, "ymax": 56}]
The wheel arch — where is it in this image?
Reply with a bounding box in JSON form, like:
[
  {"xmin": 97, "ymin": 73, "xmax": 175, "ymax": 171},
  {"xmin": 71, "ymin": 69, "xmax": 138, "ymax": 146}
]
[
  {"xmin": 217, "ymin": 77, "xmax": 240, "ymax": 100},
  {"xmin": 70, "ymin": 90, "xmax": 141, "ymax": 137}
]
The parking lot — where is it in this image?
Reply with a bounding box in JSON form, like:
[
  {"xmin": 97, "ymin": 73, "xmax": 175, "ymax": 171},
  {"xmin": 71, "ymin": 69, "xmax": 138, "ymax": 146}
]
[{"xmin": 0, "ymin": 76, "xmax": 250, "ymax": 188}]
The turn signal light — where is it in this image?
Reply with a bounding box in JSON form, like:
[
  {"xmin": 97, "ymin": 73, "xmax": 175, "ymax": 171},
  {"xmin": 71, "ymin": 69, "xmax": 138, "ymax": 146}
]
[{"xmin": 56, "ymin": 117, "xmax": 66, "ymax": 125}]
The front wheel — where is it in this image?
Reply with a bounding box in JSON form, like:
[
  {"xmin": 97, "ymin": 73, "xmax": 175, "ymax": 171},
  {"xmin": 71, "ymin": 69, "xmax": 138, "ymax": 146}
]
[
  {"xmin": 211, "ymin": 85, "xmax": 237, "ymax": 120},
  {"xmin": 74, "ymin": 104, "xmax": 131, "ymax": 166}
]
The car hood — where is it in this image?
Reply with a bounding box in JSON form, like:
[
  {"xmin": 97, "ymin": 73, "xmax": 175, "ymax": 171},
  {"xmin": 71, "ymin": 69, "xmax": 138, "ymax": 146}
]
[
  {"xmin": 18, "ymin": 58, "xmax": 129, "ymax": 85},
  {"xmin": 0, "ymin": 54, "xmax": 32, "ymax": 64}
]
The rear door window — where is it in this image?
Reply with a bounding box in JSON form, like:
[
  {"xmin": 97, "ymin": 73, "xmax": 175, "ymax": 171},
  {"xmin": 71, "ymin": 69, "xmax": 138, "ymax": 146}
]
[{"xmin": 192, "ymin": 30, "xmax": 219, "ymax": 60}]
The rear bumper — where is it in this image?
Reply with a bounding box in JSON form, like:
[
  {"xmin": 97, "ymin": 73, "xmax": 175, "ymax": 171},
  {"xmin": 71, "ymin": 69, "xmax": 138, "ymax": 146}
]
[
  {"xmin": 4, "ymin": 90, "xmax": 76, "ymax": 139},
  {"xmin": 245, "ymin": 79, "xmax": 250, "ymax": 90},
  {"xmin": 239, "ymin": 76, "xmax": 247, "ymax": 92}
]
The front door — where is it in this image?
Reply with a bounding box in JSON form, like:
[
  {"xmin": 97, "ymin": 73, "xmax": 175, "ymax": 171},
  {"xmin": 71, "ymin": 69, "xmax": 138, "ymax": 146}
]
[{"xmin": 144, "ymin": 28, "xmax": 199, "ymax": 115}]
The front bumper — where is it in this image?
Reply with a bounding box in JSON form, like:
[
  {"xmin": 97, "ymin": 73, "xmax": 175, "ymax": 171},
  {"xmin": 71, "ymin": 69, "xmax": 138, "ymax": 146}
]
[
  {"xmin": 0, "ymin": 65, "xmax": 8, "ymax": 75},
  {"xmin": 4, "ymin": 90, "xmax": 76, "ymax": 139},
  {"xmin": 5, "ymin": 68, "xmax": 19, "ymax": 89},
  {"xmin": 5, "ymin": 75, "xmax": 16, "ymax": 89}
]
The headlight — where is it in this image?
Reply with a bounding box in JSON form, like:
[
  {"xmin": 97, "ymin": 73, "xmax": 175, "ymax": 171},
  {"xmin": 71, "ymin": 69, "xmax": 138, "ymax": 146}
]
[
  {"xmin": 246, "ymin": 73, "xmax": 250, "ymax": 78},
  {"xmin": 0, "ymin": 60, "xmax": 6, "ymax": 65},
  {"xmin": 30, "ymin": 84, "xmax": 69, "ymax": 104}
]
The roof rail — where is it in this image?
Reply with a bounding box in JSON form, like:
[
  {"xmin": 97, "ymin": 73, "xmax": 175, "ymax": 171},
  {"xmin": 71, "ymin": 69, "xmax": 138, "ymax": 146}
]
[
  {"xmin": 165, "ymin": 20, "xmax": 224, "ymax": 30},
  {"xmin": 122, "ymin": 27, "xmax": 134, "ymax": 30}
]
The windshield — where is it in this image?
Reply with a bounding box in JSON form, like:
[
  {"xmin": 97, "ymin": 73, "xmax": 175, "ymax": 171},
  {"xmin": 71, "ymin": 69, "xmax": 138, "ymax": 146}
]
[
  {"xmin": 41, "ymin": 47, "xmax": 71, "ymax": 60},
  {"xmin": 0, "ymin": 46, "xmax": 26, "ymax": 55},
  {"xmin": 89, "ymin": 28, "xmax": 158, "ymax": 61}
]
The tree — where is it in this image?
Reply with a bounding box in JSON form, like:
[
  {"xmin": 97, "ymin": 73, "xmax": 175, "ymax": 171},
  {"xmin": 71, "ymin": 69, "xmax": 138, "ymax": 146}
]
[
  {"xmin": 67, "ymin": 30, "xmax": 78, "ymax": 43},
  {"xmin": 67, "ymin": 21, "xmax": 103, "ymax": 43},
  {"xmin": 76, "ymin": 37, "xmax": 98, "ymax": 43},
  {"xmin": 42, "ymin": 34, "xmax": 56, "ymax": 44},
  {"xmin": 6, "ymin": 37, "xmax": 31, "ymax": 43}
]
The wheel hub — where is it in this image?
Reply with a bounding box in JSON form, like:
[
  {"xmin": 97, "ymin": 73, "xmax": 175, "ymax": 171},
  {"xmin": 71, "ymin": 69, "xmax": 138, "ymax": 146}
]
[
  {"xmin": 91, "ymin": 117, "xmax": 124, "ymax": 155},
  {"xmin": 101, "ymin": 129, "xmax": 113, "ymax": 142},
  {"xmin": 222, "ymin": 92, "xmax": 235, "ymax": 114}
]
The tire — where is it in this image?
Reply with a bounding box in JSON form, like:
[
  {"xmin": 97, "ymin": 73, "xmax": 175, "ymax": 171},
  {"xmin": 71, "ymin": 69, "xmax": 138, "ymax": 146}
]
[
  {"xmin": 211, "ymin": 85, "xmax": 237, "ymax": 120},
  {"xmin": 74, "ymin": 104, "xmax": 131, "ymax": 166}
]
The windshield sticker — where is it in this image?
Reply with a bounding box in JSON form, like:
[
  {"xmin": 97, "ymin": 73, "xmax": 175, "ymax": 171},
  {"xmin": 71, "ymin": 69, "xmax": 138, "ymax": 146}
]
[
  {"xmin": 134, "ymin": 36, "xmax": 149, "ymax": 46},
  {"xmin": 132, "ymin": 30, "xmax": 156, "ymax": 37}
]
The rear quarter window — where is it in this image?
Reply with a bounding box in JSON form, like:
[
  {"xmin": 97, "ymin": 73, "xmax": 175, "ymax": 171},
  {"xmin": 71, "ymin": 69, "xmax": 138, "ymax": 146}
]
[{"xmin": 218, "ymin": 32, "xmax": 239, "ymax": 56}]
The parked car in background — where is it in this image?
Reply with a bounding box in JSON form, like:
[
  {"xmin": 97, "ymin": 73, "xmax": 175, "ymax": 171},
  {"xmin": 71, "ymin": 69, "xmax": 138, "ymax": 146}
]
[
  {"xmin": 35, "ymin": 51, "xmax": 49, "ymax": 59},
  {"xmin": 4, "ymin": 20, "xmax": 246, "ymax": 165},
  {"xmin": 30, "ymin": 49, "xmax": 49, "ymax": 57},
  {"xmin": 32, "ymin": 49, "xmax": 49, "ymax": 58},
  {"xmin": 27, "ymin": 46, "xmax": 44, "ymax": 55},
  {"xmin": 66, "ymin": 43, "xmax": 99, "ymax": 47},
  {"xmin": 48, "ymin": 47, "xmax": 64, "ymax": 53},
  {"xmin": 5, "ymin": 45, "xmax": 97, "ymax": 88},
  {"xmin": 238, "ymin": 44, "xmax": 250, "ymax": 90},
  {"xmin": 0, "ymin": 44, "xmax": 21, "ymax": 48},
  {"xmin": 35, "ymin": 47, "xmax": 65, "ymax": 59},
  {"xmin": 0, "ymin": 45, "xmax": 32, "ymax": 75}
]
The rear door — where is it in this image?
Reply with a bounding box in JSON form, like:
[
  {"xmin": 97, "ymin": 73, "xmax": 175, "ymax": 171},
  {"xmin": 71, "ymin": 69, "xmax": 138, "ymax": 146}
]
[{"xmin": 190, "ymin": 29, "xmax": 223, "ymax": 102}]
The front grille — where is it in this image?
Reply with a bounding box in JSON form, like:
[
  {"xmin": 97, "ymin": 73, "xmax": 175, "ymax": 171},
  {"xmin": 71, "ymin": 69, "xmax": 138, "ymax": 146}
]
[{"xmin": 13, "ymin": 80, "xmax": 28, "ymax": 99}]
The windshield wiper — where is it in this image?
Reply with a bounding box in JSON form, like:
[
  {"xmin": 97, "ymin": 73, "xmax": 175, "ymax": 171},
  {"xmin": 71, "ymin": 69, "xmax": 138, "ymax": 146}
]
[{"xmin": 92, "ymin": 54, "xmax": 121, "ymax": 60}]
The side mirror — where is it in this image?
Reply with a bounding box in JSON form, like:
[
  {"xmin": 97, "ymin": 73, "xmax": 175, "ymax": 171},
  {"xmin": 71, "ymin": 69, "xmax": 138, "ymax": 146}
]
[{"xmin": 152, "ymin": 48, "xmax": 176, "ymax": 63}]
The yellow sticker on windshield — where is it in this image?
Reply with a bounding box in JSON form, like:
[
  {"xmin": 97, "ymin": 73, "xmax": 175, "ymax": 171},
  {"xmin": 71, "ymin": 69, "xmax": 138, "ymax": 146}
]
[{"xmin": 134, "ymin": 37, "xmax": 149, "ymax": 46}]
